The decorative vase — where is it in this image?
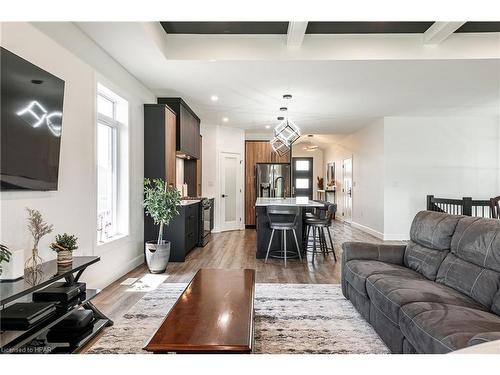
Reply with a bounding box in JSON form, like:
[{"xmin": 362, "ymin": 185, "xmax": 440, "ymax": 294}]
[
  {"xmin": 145, "ymin": 240, "xmax": 170, "ymax": 274},
  {"xmin": 25, "ymin": 245, "xmax": 43, "ymax": 272},
  {"xmin": 57, "ymin": 249, "xmax": 73, "ymax": 266}
]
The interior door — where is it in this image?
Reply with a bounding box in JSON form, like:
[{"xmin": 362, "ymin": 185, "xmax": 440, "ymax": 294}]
[
  {"xmin": 220, "ymin": 152, "xmax": 242, "ymax": 231},
  {"xmin": 292, "ymin": 157, "xmax": 313, "ymax": 199},
  {"xmin": 342, "ymin": 158, "xmax": 353, "ymax": 222}
]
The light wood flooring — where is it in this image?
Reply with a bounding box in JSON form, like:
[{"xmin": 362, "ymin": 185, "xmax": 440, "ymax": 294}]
[
  {"xmin": 90, "ymin": 221, "xmax": 392, "ymax": 324},
  {"xmin": 82, "ymin": 221, "xmax": 395, "ymax": 351}
]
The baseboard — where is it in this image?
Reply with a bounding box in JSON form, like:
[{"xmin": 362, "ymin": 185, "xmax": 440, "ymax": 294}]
[
  {"xmin": 383, "ymin": 233, "xmax": 410, "ymax": 241},
  {"xmin": 85, "ymin": 253, "xmax": 144, "ymax": 290},
  {"xmin": 350, "ymin": 221, "xmax": 384, "ymax": 240}
]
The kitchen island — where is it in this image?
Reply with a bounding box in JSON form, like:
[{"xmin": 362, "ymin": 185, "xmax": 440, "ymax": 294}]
[{"xmin": 255, "ymin": 197, "xmax": 324, "ymax": 259}]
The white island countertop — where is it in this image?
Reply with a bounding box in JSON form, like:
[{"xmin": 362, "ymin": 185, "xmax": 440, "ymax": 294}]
[{"xmin": 255, "ymin": 197, "xmax": 324, "ymax": 207}]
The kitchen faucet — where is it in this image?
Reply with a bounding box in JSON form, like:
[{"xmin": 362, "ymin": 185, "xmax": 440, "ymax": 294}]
[{"xmin": 274, "ymin": 176, "xmax": 284, "ymax": 198}]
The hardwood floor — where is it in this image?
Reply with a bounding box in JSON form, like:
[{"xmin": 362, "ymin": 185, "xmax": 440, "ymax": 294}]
[
  {"xmin": 91, "ymin": 221, "xmax": 391, "ymax": 322},
  {"xmin": 82, "ymin": 220, "xmax": 395, "ymax": 352}
]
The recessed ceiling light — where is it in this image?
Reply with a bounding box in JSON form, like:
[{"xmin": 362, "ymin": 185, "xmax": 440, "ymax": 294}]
[
  {"xmin": 265, "ymin": 125, "xmax": 270, "ymax": 129},
  {"xmin": 280, "ymin": 107, "xmax": 287, "ymax": 111},
  {"xmin": 222, "ymin": 117, "xmax": 229, "ymax": 122},
  {"xmin": 283, "ymin": 94, "xmax": 292, "ymax": 99},
  {"xmin": 277, "ymin": 116, "xmax": 284, "ymax": 121},
  {"xmin": 211, "ymin": 95, "xmax": 219, "ymax": 101}
]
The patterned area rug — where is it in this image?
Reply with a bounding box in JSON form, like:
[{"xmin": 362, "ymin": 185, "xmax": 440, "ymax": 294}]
[{"xmin": 88, "ymin": 283, "xmax": 389, "ymax": 354}]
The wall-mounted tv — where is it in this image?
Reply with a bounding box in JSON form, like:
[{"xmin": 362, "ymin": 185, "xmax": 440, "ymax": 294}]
[{"xmin": 1, "ymin": 47, "xmax": 65, "ymax": 191}]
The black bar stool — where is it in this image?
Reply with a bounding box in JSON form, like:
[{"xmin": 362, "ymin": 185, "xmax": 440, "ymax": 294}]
[
  {"xmin": 265, "ymin": 206, "xmax": 302, "ymax": 267},
  {"xmin": 304, "ymin": 204, "xmax": 337, "ymax": 262}
]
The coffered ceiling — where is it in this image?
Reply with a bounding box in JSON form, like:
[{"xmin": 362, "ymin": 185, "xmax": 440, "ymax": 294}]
[{"xmin": 73, "ymin": 22, "xmax": 500, "ymax": 134}]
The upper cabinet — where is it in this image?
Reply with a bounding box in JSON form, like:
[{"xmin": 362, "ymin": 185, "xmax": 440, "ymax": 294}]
[
  {"xmin": 144, "ymin": 104, "xmax": 177, "ymax": 187},
  {"xmin": 157, "ymin": 98, "xmax": 200, "ymax": 159}
]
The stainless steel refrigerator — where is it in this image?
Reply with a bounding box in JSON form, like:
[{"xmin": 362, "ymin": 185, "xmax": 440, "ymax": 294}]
[{"xmin": 255, "ymin": 163, "xmax": 291, "ymax": 198}]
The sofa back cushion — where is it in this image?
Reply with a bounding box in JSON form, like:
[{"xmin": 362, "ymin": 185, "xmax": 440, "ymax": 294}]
[
  {"xmin": 404, "ymin": 211, "xmax": 462, "ymax": 280},
  {"xmin": 436, "ymin": 216, "xmax": 500, "ymax": 314}
]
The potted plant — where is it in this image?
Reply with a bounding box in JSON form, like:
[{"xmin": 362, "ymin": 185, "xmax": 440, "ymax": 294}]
[
  {"xmin": 50, "ymin": 233, "xmax": 78, "ymax": 266},
  {"xmin": 0, "ymin": 244, "xmax": 12, "ymax": 276},
  {"xmin": 143, "ymin": 178, "xmax": 181, "ymax": 273}
]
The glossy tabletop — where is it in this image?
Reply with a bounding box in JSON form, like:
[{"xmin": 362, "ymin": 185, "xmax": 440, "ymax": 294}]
[
  {"xmin": 143, "ymin": 268, "xmax": 256, "ymax": 353},
  {"xmin": 0, "ymin": 256, "xmax": 99, "ymax": 305}
]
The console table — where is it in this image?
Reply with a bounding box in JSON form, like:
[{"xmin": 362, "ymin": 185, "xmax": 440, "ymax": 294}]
[{"xmin": 0, "ymin": 256, "xmax": 112, "ymax": 354}]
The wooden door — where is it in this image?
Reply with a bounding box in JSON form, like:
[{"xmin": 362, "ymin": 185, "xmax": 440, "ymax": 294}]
[{"xmin": 165, "ymin": 107, "xmax": 176, "ymax": 187}]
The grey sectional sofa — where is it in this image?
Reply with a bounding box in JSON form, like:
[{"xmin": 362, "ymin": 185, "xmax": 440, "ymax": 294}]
[{"xmin": 341, "ymin": 211, "xmax": 500, "ymax": 353}]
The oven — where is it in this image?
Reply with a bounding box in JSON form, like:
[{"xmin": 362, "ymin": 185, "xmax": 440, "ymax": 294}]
[{"xmin": 199, "ymin": 198, "xmax": 214, "ymax": 246}]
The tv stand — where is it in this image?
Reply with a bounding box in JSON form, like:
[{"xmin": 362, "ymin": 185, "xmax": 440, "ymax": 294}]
[{"xmin": 0, "ymin": 256, "xmax": 112, "ymax": 354}]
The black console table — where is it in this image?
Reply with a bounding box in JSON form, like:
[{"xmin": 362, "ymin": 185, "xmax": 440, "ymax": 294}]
[{"xmin": 0, "ymin": 256, "xmax": 112, "ymax": 354}]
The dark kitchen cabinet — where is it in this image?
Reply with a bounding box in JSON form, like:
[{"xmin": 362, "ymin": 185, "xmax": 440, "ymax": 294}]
[
  {"xmin": 157, "ymin": 97, "xmax": 200, "ymax": 159},
  {"xmin": 143, "ymin": 104, "xmax": 176, "ymax": 186},
  {"xmin": 162, "ymin": 203, "xmax": 200, "ymax": 262}
]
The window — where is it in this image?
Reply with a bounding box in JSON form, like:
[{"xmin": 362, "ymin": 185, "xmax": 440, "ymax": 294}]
[
  {"xmin": 295, "ymin": 160, "xmax": 310, "ymax": 171},
  {"xmin": 96, "ymin": 83, "xmax": 129, "ymax": 244}
]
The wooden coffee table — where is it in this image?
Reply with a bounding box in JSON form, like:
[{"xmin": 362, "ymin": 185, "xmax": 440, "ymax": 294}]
[{"xmin": 143, "ymin": 268, "xmax": 256, "ymax": 353}]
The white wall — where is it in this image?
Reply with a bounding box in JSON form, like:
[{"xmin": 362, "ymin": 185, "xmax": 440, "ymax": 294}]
[
  {"xmin": 200, "ymin": 124, "xmax": 245, "ymax": 232},
  {"xmin": 0, "ymin": 23, "xmax": 156, "ymax": 288},
  {"xmin": 291, "ymin": 145, "xmax": 324, "ymax": 199},
  {"xmin": 323, "ymin": 119, "xmax": 385, "ymax": 237},
  {"xmin": 384, "ymin": 116, "xmax": 500, "ymax": 239}
]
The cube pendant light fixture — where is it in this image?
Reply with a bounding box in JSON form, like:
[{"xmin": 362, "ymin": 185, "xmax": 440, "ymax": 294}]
[
  {"xmin": 273, "ymin": 118, "xmax": 301, "ymax": 147},
  {"xmin": 270, "ymin": 136, "xmax": 290, "ymax": 157}
]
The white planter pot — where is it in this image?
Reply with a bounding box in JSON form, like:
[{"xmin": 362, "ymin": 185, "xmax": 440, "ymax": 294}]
[
  {"xmin": 0, "ymin": 249, "xmax": 25, "ymax": 282},
  {"xmin": 145, "ymin": 240, "xmax": 170, "ymax": 274}
]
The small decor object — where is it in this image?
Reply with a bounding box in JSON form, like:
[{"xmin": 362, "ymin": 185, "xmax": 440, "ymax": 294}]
[
  {"xmin": 143, "ymin": 178, "xmax": 181, "ymax": 273},
  {"xmin": 0, "ymin": 244, "xmax": 12, "ymax": 276},
  {"xmin": 317, "ymin": 177, "xmax": 324, "ymax": 190},
  {"xmin": 25, "ymin": 208, "xmax": 53, "ymax": 272},
  {"xmin": 50, "ymin": 233, "xmax": 78, "ymax": 266}
]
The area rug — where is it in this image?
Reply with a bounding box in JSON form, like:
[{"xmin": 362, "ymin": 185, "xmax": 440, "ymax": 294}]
[{"xmin": 88, "ymin": 283, "xmax": 389, "ymax": 354}]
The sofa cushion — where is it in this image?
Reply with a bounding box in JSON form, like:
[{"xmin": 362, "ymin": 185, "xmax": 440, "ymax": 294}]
[
  {"xmin": 366, "ymin": 274, "xmax": 485, "ymax": 326},
  {"xmin": 450, "ymin": 216, "xmax": 500, "ymax": 272},
  {"xmin": 410, "ymin": 211, "xmax": 462, "ymax": 251},
  {"xmin": 399, "ymin": 302, "xmax": 500, "ymax": 353},
  {"xmin": 344, "ymin": 260, "xmax": 423, "ymax": 297},
  {"xmin": 436, "ymin": 253, "xmax": 500, "ymax": 312},
  {"xmin": 403, "ymin": 211, "xmax": 462, "ymax": 280},
  {"xmin": 436, "ymin": 216, "xmax": 500, "ymax": 313},
  {"xmin": 404, "ymin": 241, "xmax": 449, "ymax": 280}
]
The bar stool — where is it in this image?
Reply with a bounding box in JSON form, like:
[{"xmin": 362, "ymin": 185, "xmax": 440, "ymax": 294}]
[
  {"xmin": 265, "ymin": 206, "xmax": 302, "ymax": 267},
  {"xmin": 303, "ymin": 201, "xmax": 328, "ymax": 244},
  {"xmin": 304, "ymin": 204, "xmax": 337, "ymax": 262}
]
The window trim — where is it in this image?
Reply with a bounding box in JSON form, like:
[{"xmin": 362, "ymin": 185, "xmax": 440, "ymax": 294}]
[{"xmin": 96, "ymin": 87, "xmax": 128, "ymax": 245}]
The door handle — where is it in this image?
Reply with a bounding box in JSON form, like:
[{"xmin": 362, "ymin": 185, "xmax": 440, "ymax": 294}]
[{"xmin": 221, "ymin": 194, "xmax": 227, "ymax": 198}]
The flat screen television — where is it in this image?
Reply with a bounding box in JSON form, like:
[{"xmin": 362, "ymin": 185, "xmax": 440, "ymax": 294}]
[{"xmin": 1, "ymin": 47, "xmax": 65, "ymax": 191}]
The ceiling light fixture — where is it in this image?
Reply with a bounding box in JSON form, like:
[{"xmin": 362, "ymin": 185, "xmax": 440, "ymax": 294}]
[
  {"xmin": 265, "ymin": 125, "xmax": 270, "ymax": 129},
  {"xmin": 222, "ymin": 117, "xmax": 229, "ymax": 123},
  {"xmin": 274, "ymin": 118, "xmax": 300, "ymax": 146},
  {"xmin": 283, "ymin": 94, "xmax": 292, "ymax": 99},
  {"xmin": 211, "ymin": 95, "xmax": 219, "ymax": 101},
  {"xmin": 279, "ymin": 107, "xmax": 288, "ymax": 112}
]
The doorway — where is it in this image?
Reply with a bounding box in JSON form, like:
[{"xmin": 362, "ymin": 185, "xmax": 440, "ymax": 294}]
[
  {"xmin": 292, "ymin": 157, "xmax": 313, "ymax": 199},
  {"xmin": 342, "ymin": 157, "xmax": 353, "ymax": 222},
  {"xmin": 219, "ymin": 152, "xmax": 242, "ymax": 231}
]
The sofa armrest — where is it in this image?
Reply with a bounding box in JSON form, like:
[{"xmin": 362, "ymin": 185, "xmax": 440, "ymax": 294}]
[
  {"xmin": 467, "ymin": 332, "xmax": 500, "ymax": 348},
  {"xmin": 341, "ymin": 242, "xmax": 406, "ymax": 265}
]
